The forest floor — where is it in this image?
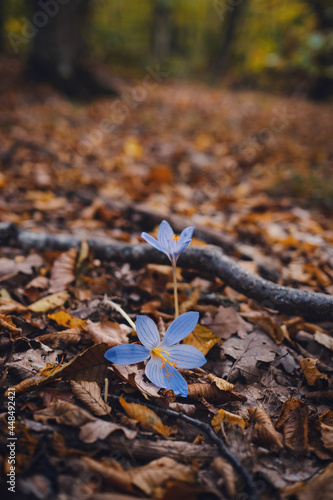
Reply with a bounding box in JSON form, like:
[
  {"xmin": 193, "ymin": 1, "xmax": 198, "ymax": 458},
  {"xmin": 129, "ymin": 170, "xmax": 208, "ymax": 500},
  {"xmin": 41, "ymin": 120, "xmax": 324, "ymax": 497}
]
[{"xmin": 0, "ymin": 57, "xmax": 333, "ymax": 500}]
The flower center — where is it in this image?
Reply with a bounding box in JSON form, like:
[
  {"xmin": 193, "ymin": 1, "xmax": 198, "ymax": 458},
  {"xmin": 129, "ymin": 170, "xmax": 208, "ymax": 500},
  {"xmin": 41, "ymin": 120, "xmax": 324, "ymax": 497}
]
[
  {"xmin": 172, "ymin": 234, "xmax": 180, "ymax": 243},
  {"xmin": 151, "ymin": 347, "xmax": 177, "ymax": 377}
]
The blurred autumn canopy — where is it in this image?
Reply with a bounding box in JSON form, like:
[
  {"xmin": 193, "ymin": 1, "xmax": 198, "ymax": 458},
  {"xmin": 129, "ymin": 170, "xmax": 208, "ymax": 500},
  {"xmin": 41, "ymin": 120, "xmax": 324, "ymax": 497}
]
[{"xmin": 1, "ymin": 0, "xmax": 333, "ymax": 98}]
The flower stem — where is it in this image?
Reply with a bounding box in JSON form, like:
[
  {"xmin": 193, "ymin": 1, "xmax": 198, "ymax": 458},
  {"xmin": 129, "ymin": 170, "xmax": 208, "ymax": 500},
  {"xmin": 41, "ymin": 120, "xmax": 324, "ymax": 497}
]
[
  {"xmin": 103, "ymin": 296, "xmax": 136, "ymax": 331},
  {"xmin": 172, "ymin": 262, "xmax": 179, "ymax": 318}
]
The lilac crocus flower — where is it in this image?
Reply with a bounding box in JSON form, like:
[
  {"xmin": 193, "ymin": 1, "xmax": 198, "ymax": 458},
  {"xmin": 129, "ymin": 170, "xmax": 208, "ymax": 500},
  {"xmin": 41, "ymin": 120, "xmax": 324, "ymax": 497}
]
[
  {"xmin": 104, "ymin": 311, "xmax": 206, "ymax": 397},
  {"xmin": 141, "ymin": 220, "xmax": 194, "ymax": 264}
]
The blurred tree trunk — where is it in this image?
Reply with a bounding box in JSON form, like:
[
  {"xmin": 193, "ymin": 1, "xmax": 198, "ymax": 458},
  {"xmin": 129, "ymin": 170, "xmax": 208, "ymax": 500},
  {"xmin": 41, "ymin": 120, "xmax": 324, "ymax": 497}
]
[
  {"xmin": 152, "ymin": 0, "xmax": 171, "ymax": 60},
  {"xmin": 27, "ymin": 0, "xmax": 116, "ymax": 100},
  {"xmin": 212, "ymin": 0, "xmax": 248, "ymax": 77},
  {"xmin": 306, "ymin": 0, "xmax": 333, "ymax": 99}
]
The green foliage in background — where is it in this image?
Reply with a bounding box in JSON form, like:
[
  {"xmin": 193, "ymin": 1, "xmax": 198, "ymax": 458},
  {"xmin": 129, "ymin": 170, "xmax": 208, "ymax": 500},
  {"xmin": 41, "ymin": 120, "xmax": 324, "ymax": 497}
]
[{"xmin": 3, "ymin": 0, "xmax": 333, "ymax": 90}]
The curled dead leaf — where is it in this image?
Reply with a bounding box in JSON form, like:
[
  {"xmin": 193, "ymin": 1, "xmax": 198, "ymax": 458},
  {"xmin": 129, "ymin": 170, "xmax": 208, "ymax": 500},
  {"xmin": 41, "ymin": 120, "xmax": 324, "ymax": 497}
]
[
  {"xmin": 48, "ymin": 311, "xmax": 86, "ymax": 331},
  {"xmin": 248, "ymin": 407, "xmax": 283, "ymax": 451},
  {"xmin": 34, "ymin": 400, "xmax": 95, "ymax": 426},
  {"xmin": 87, "ymin": 319, "xmax": 130, "ymax": 346},
  {"xmin": 35, "ymin": 327, "xmax": 83, "ymax": 347},
  {"xmin": 243, "ymin": 312, "xmax": 285, "ymax": 344},
  {"xmin": 276, "ymin": 398, "xmax": 308, "ymax": 452},
  {"xmin": 282, "ymin": 463, "xmax": 333, "ymax": 500},
  {"xmin": 211, "ymin": 456, "xmax": 236, "ymax": 499},
  {"xmin": 49, "ymin": 248, "xmax": 77, "ymax": 293},
  {"xmin": 79, "ymin": 419, "xmax": 137, "ymax": 443},
  {"xmin": 70, "ymin": 380, "xmax": 111, "ymax": 417},
  {"xmin": 207, "ymin": 373, "xmax": 235, "ymax": 392},
  {"xmin": 211, "ymin": 409, "xmax": 246, "ymax": 432},
  {"xmin": 119, "ymin": 396, "xmax": 176, "ymax": 437},
  {"xmin": 0, "ymin": 297, "xmax": 27, "ymax": 314},
  {"xmin": 188, "ymin": 383, "xmax": 246, "ymax": 404},
  {"xmin": 300, "ymin": 358, "xmax": 328, "ymax": 387}
]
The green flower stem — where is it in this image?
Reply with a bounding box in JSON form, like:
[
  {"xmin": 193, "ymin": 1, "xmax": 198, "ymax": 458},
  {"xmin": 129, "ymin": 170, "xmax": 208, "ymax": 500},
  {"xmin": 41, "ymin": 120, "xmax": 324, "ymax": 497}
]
[
  {"xmin": 172, "ymin": 261, "xmax": 179, "ymax": 318},
  {"xmin": 103, "ymin": 296, "xmax": 136, "ymax": 331}
]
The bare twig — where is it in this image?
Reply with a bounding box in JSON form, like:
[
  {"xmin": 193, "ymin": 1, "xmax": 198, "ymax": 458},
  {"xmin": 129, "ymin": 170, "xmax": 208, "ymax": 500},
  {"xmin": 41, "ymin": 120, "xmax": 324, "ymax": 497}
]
[
  {"xmin": 111, "ymin": 394, "xmax": 259, "ymax": 500},
  {"xmin": 1, "ymin": 222, "xmax": 333, "ymax": 320}
]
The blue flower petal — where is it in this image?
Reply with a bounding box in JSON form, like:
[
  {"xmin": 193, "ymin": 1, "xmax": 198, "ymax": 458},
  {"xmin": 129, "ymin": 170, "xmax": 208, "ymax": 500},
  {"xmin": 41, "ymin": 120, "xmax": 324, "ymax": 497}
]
[
  {"xmin": 179, "ymin": 225, "xmax": 194, "ymax": 244},
  {"xmin": 163, "ymin": 311, "xmax": 199, "ymax": 346},
  {"xmin": 136, "ymin": 315, "xmax": 160, "ymax": 349},
  {"xmin": 141, "ymin": 232, "xmax": 164, "ymax": 253},
  {"xmin": 164, "ymin": 344, "xmax": 206, "ymax": 369},
  {"xmin": 104, "ymin": 344, "xmax": 150, "ymax": 365},
  {"xmin": 145, "ymin": 356, "xmax": 188, "ymax": 397},
  {"xmin": 157, "ymin": 220, "xmax": 173, "ymax": 259}
]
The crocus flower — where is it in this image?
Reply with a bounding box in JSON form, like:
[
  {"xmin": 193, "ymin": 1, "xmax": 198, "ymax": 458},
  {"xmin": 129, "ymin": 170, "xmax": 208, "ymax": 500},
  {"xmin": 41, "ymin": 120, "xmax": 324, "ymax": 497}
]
[
  {"xmin": 141, "ymin": 220, "xmax": 194, "ymax": 264},
  {"xmin": 104, "ymin": 311, "xmax": 206, "ymax": 397}
]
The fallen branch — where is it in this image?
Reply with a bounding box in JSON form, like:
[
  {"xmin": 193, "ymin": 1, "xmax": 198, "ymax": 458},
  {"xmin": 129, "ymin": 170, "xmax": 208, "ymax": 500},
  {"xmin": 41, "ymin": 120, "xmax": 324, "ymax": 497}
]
[
  {"xmin": 112, "ymin": 394, "xmax": 259, "ymax": 500},
  {"xmin": 1, "ymin": 222, "xmax": 333, "ymax": 320}
]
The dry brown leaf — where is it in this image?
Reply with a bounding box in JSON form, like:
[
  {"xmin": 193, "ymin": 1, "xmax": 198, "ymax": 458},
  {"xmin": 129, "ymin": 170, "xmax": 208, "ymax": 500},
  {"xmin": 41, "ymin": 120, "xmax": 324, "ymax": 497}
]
[
  {"xmin": 119, "ymin": 396, "xmax": 176, "ymax": 437},
  {"xmin": 70, "ymin": 380, "xmax": 111, "ymax": 417},
  {"xmin": 25, "ymin": 275, "xmax": 49, "ymax": 290},
  {"xmin": 5, "ymin": 343, "xmax": 109, "ymax": 396},
  {"xmin": 188, "ymin": 383, "xmax": 246, "ymax": 403},
  {"xmin": 183, "ymin": 324, "xmax": 219, "ymax": 355},
  {"xmin": 35, "ymin": 327, "xmax": 83, "ymax": 347},
  {"xmin": 129, "ymin": 457, "xmax": 196, "ymax": 495},
  {"xmin": 28, "ymin": 292, "xmax": 70, "ymax": 313},
  {"xmin": 320, "ymin": 422, "xmax": 333, "ymax": 453},
  {"xmin": 179, "ymin": 287, "xmax": 200, "ymax": 314},
  {"xmin": 87, "ymin": 319, "xmax": 130, "ymax": 346},
  {"xmin": 207, "ymin": 373, "xmax": 235, "ymax": 392},
  {"xmin": 34, "ymin": 400, "xmax": 95, "ymax": 426},
  {"xmin": 248, "ymin": 407, "xmax": 283, "ymax": 451},
  {"xmin": 276, "ymin": 398, "xmax": 308, "ymax": 452},
  {"xmin": 305, "ymin": 390, "xmax": 333, "ymax": 403},
  {"xmin": 0, "ymin": 314, "xmax": 21, "ymax": 333},
  {"xmin": 243, "ymin": 312, "xmax": 285, "ymax": 344},
  {"xmin": 300, "ymin": 357, "xmax": 328, "ymax": 387},
  {"xmin": 0, "ymin": 297, "xmax": 27, "ymax": 314},
  {"xmin": 211, "ymin": 456, "xmax": 236, "ymax": 499},
  {"xmin": 81, "ymin": 456, "xmax": 134, "ymax": 494},
  {"xmin": 79, "ymin": 419, "xmax": 137, "ymax": 443},
  {"xmin": 49, "ymin": 248, "xmax": 77, "ymax": 293},
  {"xmin": 202, "ymin": 305, "xmax": 252, "ymax": 340},
  {"xmin": 48, "ymin": 310, "xmax": 86, "ymax": 330},
  {"xmin": 211, "ymin": 409, "xmax": 246, "ymax": 432},
  {"xmin": 282, "ymin": 463, "xmax": 333, "ymax": 500},
  {"xmin": 314, "ymin": 331, "xmax": 333, "ymax": 351},
  {"xmin": 111, "ymin": 365, "xmax": 162, "ymax": 398}
]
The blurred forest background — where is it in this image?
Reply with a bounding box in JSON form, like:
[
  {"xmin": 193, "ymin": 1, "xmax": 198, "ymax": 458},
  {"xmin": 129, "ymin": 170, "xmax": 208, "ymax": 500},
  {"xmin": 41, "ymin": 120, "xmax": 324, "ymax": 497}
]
[{"xmin": 1, "ymin": 0, "xmax": 333, "ymax": 99}]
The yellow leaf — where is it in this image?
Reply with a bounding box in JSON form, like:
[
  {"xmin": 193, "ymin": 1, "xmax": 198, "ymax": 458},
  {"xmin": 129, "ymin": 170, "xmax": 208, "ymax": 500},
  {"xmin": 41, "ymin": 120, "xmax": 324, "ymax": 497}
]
[
  {"xmin": 28, "ymin": 292, "xmax": 70, "ymax": 312},
  {"xmin": 183, "ymin": 324, "xmax": 219, "ymax": 355},
  {"xmin": 119, "ymin": 396, "xmax": 176, "ymax": 437},
  {"xmin": 207, "ymin": 373, "xmax": 235, "ymax": 392},
  {"xmin": 48, "ymin": 311, "xmax": 86, "ymax": 330},
  {"xmin": 212, "ymin": 409, "xmax": 246, "ymax": 432}
]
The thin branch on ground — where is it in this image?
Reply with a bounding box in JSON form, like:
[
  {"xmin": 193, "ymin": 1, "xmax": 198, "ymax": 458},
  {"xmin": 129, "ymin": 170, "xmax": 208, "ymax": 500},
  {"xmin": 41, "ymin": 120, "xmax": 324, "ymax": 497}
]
[{"xmin": 1, "ymin": 222, "xmax": 333, "ymax": 320}]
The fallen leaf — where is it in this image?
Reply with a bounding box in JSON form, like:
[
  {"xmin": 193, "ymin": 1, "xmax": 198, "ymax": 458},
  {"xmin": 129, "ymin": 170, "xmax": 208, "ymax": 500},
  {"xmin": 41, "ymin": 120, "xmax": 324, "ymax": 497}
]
[
  {"xmin": 211, "ymin": 456, "xmax": 236, "ymax": 499},
  {"xmin": 70, "ymin": 380, "xmax": 111, "ymax": 417},
  {"xmin": 243, "ymin": 312, "xmax": 285, "ymax": 344},
  {"xmin": 28, "ymin": 292, "xmax": 70, "ymax": 312},
  {"xmin": 276, "ymin": 398, "xmax": 308, "ymax": 452},
  {"xmin": 300, "ymin": 358, "xmax": 328, "ymax": 387},
  {"xmin": 248, "ymin": 407, "xmax": 283, "ymax": 451},
  {"xmin": 87, "ymin": 319, "xmax": 130, "ymax": 346},
  {"xmin": 48, "ymin": 310, "xmax": 86, "ymax": 330},
  {"xmin": 119, "ymin": 395, "xmax": 176, "ymax": 437},
  {"xmin": 207, "ymin": 373, "xmax": 235, "ymax": 392},
  {"xmin": 314, "ymin": 331, "xmax": 333, "ymax": 351},
  {"xmin": 49, "ymin": 248, "xmax": 77, "ymax": 293},
  {"xmin": 111, "ymin": 364, "xmax": 162, "ymax": 398},
  {"xmin": 305, "ymin": 390, "xmax": 333, "ymax": 403},
  {"xmin": 5, "ymin": 343, "xmax": 109, "ymax": 395},
  {"xmin": 282, "ymin": 463, "xmax": 333, "ymax": 500},
  {"xmin": 34, "ymin": 400, "xmax": 95, "ymax": 426},
  {"xmin": 183, "ymin": 324, "xmax": 219, "ymax": 355},
  {"xmin": 212, "ymin": 409, "xmax": 246, "ymax": 432},
  {"xmin": 0, "ymin": 297, "xmax": 27, "ymax": 314},
  {"xmin": 0, "ymin": 314, "xmax": 21, "ymax": 333},
  {"xmin": 79, "ymin": 419, "xmax": 137, "ymax": 443},
  {"xmin": 202, "ymin": 306, "xmax": 252, "ymax": 340},
  {"xmin": 187, "ymin": 383, "xmax": 246, "ymax": 403},
  {"xmin": 35, "ymin": 327, "xmax": 83, "ymax": 347}
]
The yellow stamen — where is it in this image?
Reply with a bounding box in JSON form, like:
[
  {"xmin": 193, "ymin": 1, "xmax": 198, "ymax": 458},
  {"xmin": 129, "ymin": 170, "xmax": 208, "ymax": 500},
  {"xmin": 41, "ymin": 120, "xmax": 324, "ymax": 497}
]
[
  {"xmin": 151, "ymin": 347, "xmax": 177, "ymax": 377},
  {"xmin": 172, "ymin": 234, "xmax": 180, "ymax": 242}
]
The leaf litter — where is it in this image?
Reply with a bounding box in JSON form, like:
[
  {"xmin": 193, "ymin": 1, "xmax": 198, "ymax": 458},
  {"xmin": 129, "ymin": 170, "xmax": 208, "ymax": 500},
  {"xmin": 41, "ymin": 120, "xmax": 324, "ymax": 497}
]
[{"xmin": 1, "ymin": 65, "xmax": 333, "ymax": 499}]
